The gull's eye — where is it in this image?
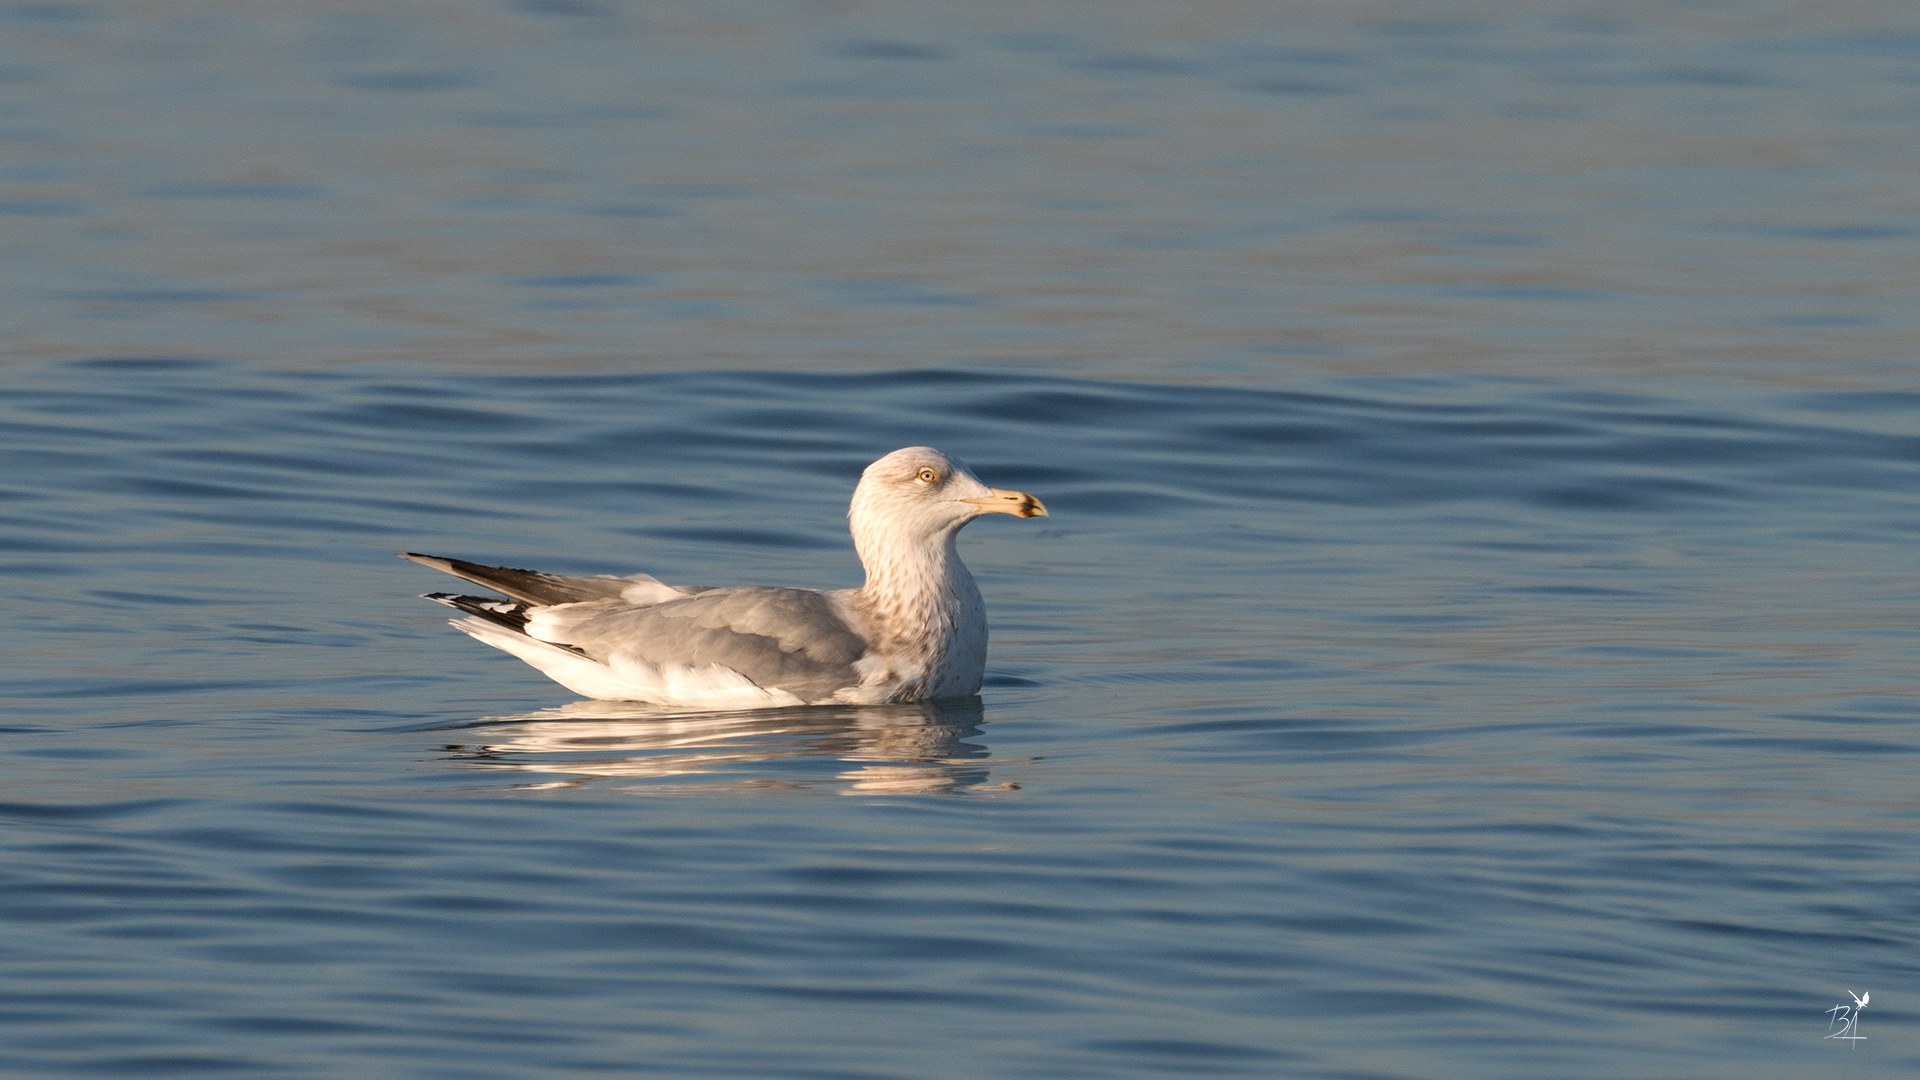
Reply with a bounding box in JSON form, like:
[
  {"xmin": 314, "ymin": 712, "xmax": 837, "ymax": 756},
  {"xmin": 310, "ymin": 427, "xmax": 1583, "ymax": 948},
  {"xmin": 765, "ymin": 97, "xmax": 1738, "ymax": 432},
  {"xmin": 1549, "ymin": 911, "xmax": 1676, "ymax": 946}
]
[{"xmin": 916, "ymin": 467, "xmax": 940, "ymax": 484}]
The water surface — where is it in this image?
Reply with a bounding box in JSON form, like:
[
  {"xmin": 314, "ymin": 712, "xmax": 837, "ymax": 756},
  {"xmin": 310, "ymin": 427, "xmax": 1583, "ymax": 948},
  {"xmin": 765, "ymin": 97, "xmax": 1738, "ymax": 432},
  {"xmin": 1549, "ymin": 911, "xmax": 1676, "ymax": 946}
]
[
  {"xmin": 4, "ymin": 363, "xmax": 1916, "ymax": 1078},
  {"xmin": 3, "ymin": 0, "xmax": 1918, "ymax": 1076},
  {"xmin": 0, "ymin": 0, "xmax": 1915, "ymax": 383}
]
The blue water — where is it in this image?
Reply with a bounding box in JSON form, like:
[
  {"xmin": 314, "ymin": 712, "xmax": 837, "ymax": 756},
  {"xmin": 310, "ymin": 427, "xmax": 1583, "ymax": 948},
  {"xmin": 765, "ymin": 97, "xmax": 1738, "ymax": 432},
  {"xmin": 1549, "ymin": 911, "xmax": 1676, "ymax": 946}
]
[
  {"xmin": 2, "ymin": 1, "xmax": 1916, "ymax": 383},
  {"xmin": 5, "ymin": 363, "xmax": 1916, "ymax": 1078},
  {"xmin": 4, "ymin": 2, "xmax": 1919, "ymax": 1078}
]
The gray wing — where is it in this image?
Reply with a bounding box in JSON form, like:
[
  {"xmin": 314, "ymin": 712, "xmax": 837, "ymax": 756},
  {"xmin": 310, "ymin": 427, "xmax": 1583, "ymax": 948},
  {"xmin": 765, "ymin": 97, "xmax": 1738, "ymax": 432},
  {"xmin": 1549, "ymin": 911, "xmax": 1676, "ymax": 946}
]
[{"xmin": 556, "ymin": 587, "xmax": 869, "ymax": 701}]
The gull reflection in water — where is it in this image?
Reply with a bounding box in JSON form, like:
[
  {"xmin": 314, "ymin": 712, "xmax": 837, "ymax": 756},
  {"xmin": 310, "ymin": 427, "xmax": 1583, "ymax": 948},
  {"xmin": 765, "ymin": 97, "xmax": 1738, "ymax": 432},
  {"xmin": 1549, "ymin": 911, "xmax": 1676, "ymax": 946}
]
[{"xmin": 438, "ymin": 698, "xmax": 1005, "ymax": 795}]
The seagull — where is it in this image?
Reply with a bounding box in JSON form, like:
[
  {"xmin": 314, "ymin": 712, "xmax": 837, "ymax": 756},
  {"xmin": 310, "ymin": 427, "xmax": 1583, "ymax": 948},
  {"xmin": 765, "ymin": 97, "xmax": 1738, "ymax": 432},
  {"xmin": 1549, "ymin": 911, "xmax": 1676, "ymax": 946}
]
[{"xmin": 402, "ymin": 447, "xmax": 1046, "ymax": 707}]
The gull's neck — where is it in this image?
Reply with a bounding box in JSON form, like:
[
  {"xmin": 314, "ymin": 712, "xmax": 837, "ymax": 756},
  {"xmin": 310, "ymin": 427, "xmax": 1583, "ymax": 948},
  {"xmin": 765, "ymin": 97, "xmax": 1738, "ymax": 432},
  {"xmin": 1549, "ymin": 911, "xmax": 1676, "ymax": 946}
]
[
  {"xmin": 855, "ymin": 520, "xmax": 976, "ymax": 628},
  {"xmin": 849, "ymin": 512, "xmax": 986, "ymax": 696}
]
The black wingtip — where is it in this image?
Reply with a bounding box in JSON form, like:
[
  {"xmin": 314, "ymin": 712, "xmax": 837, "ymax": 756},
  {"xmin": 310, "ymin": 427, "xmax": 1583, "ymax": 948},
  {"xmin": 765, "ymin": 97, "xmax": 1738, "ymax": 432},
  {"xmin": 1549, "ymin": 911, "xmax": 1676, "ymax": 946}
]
[
  {"xmin": 422, "ymin": 591, "xmax": 533, "ymax": 633},
  {"xmin": 424, "ymin": 592, "xmax": 591, "ymax": 656}
]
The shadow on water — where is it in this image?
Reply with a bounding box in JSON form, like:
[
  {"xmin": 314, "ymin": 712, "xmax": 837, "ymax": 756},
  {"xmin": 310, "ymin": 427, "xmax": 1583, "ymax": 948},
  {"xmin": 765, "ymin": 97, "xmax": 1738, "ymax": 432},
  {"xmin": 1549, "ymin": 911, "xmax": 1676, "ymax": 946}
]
[{"xmin": 432, "ymin": 698, "xmax": 1004, "ymax": 796}]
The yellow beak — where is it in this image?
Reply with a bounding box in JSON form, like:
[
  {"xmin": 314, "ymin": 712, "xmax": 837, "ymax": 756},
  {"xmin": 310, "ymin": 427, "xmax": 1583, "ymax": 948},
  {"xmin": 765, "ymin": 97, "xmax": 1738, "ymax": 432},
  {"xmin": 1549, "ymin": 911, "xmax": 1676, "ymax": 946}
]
[{"xmin": 963, "ymin": 488, "xmax": 1048, "ymax": 518}]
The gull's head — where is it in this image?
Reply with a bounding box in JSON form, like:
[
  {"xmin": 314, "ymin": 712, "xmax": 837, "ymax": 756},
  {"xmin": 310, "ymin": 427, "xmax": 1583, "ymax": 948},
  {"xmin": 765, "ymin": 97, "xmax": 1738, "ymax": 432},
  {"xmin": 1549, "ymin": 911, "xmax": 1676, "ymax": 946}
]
[{"xmin": 849, "ymin": 447, "xmax": 1046, "ymax": 547}]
